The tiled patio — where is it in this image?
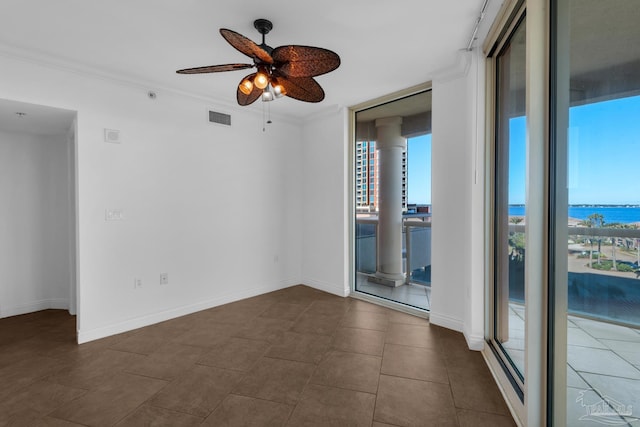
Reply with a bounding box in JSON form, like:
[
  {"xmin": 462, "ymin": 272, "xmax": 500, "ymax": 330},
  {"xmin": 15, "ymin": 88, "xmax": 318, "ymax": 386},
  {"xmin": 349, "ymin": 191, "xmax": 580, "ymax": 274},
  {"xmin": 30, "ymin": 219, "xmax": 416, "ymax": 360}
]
[{"xmin": 504, "ymin": 303, "xmax": 640, "ymax": 426}]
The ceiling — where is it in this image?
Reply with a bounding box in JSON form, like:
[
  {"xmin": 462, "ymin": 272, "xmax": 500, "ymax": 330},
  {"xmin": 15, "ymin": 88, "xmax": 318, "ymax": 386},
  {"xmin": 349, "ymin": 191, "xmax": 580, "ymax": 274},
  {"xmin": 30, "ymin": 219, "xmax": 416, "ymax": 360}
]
[
  {"xmin": 356, "ymin": 90, "xmax": 432, "ymax": 122},
  {"xmin": 0, "ymin": 0, "xmax": 501, "ymax": 120},
  {"xmin": 0, "ymin": 99, "xmax": 75, "ymax": 136}
]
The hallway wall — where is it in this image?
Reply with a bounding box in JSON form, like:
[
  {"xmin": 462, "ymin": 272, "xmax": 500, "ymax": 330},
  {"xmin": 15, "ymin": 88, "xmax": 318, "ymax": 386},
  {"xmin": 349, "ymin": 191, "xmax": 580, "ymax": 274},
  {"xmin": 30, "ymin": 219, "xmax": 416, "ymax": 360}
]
[{"xmin": 0, "ymin": 130, "xmax": 71, "ymax": 317}]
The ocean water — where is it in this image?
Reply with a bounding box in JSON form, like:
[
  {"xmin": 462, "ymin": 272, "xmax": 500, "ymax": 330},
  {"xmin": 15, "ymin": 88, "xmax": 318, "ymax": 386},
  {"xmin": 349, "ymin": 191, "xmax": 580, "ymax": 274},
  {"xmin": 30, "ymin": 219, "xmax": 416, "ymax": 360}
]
[{"xmin": 509, "ymin": 205, "xmax": 640, "ymax": 224}]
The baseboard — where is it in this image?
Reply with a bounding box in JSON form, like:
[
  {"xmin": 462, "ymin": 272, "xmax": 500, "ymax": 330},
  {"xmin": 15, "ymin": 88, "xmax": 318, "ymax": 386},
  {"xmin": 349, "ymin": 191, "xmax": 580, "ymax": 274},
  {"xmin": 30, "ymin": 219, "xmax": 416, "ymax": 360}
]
[
  {"xmin": 0, "ymin": 298, "xmax": 69, "ymax": 319},
  {"xmin": 463, "ymin": 331, "xmax": 485, "ymax": 351},
  {"xmin": 49, "ymin": 298, "xmax": 70, "ymax": 310},
  {"xmin": 77, "ymin": 278, "xmax": 298, "ymax": 344},
  {"xmin": 429, "ymin": 311, "xmax": 464, "ymax": 333},
  {"xmin": 302, "ymin": 277, "xmax": 350, "ymax": 297}
]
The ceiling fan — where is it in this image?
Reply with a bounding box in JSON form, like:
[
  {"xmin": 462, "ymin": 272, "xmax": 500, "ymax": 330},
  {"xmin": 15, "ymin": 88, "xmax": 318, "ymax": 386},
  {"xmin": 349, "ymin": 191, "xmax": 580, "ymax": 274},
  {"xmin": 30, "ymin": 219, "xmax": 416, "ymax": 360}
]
[{"xmin": 176, "ymin": 19, "xmax": 341, "ymax": 106}]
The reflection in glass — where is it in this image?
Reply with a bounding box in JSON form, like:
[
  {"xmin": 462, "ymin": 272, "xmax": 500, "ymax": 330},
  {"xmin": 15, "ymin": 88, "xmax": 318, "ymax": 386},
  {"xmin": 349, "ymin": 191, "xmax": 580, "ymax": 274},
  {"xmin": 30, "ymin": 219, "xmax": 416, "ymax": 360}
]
[
  {"xmin": 494, "ymin": 17, "xmax": 527, "ymax": 381},
  {"xmin": 553, "ymin": 1, "xmax": 640, "ymax": 425}
]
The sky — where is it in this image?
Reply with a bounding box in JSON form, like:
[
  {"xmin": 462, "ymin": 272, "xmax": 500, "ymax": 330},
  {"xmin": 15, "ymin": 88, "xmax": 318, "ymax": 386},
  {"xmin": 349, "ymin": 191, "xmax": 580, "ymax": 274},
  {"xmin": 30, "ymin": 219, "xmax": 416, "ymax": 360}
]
[
  {"xmin": 508, "ymin": 94, "xmax": 640, "ymax": 205},
  {"xmin": 407, "ymin": 134, "xmax": 432, "ymax": 204},
  {"xmin": 402, "ymin": 94, "xmax": 640, "ymax": 207}
]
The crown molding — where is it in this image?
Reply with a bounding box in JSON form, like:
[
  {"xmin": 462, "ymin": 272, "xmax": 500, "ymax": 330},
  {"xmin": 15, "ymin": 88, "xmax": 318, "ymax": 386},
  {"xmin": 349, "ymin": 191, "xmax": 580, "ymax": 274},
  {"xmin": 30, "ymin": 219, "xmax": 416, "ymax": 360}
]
[
  {"xmin": 0, "ymin": 42, "xmax": 301, "ymax": 126},
  {"xmin": 301, "ymin": 103, "xmax": 345, "ymax": 124},
  {"xmin": 430, "ymin": 50, "xmax": 473, "ymax": 83}
]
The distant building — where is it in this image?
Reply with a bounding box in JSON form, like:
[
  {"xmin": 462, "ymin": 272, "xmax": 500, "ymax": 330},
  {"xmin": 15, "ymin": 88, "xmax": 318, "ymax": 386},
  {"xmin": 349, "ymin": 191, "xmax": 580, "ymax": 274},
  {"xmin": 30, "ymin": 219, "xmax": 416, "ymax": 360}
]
[{"xmin": 355, "ymin": 140, "xmax": 407, "ymax": 212}]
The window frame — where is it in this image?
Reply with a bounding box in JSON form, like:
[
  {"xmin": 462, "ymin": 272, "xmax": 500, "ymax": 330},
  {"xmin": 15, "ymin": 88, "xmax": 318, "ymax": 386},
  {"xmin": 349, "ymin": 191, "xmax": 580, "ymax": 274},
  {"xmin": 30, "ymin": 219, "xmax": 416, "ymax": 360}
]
[{"xmin": 483, "ymin": 0, "xmax": 552, "ymax": 425}]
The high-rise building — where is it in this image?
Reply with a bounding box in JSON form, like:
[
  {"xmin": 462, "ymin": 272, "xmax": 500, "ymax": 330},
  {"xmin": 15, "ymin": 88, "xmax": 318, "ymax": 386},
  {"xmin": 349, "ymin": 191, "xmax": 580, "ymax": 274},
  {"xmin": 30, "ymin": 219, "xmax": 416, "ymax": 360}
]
[{"xmin": 355, "ymin": 140, "xmax": 407, "ymax": 212}]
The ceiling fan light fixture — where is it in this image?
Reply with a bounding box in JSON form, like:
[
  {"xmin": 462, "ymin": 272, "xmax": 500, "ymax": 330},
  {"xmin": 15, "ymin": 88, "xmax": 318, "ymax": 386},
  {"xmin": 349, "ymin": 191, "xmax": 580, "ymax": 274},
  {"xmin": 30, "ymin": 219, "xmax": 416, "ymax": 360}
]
[
  {"xmin": 272, "ymin": 80, "xmax": 286, "ymax": 98},
  {"xmin": 238, "ymin": 77, "xmax": 254, "ymax": 95},
  {"xmin": 254, "ymin": 69, "xmax": 269, "ymax": 90},
  {"xmin": 262, "ymin": 87, "xmax": 274, "ymax": 102}
]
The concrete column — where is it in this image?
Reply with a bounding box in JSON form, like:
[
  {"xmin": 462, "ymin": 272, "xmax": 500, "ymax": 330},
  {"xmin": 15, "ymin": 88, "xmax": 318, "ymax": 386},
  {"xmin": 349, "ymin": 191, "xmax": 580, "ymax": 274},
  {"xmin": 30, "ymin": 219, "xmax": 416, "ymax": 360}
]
[{"xmin": 373, "ymin": 116, "xmax": 406, "ymax": 287}]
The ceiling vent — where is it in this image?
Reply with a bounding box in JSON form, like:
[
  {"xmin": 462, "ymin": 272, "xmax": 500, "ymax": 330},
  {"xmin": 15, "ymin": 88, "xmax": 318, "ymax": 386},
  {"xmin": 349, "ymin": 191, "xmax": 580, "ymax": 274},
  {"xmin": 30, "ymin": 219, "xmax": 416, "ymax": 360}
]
[{"xmin": 209, "ymin": 110, "xmax": 231, "ymax": 126}]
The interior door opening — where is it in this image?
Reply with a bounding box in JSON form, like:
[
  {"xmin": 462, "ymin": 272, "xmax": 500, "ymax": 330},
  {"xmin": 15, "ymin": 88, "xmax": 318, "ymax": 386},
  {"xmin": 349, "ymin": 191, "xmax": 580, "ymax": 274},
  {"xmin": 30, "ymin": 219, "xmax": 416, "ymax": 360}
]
[{"xmin": 0, "ymin": 98, "xmax": 78, "ymax": 340}]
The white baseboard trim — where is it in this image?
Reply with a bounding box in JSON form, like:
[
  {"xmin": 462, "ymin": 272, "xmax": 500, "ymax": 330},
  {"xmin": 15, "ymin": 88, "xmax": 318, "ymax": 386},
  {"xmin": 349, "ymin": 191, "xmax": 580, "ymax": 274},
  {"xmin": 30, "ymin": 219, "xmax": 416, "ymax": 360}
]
[
  {"xmin": 429, "ymin": 311, "xmax": 464, "ymax": 333},
  {"xmin": 0, "ymin": 298, "xmax": 69, "ymax": 319},
  {"xmin": 49, "ymin": 298, "xmax": 70, "ymax": 310},
  {"xmin": 431, "ymin": 312, "xmax": 484, "ymax": 351},
  {"xmin": 77, "ymin": 278, "xmax": 298, "ymax": 344},
  {"xmin": 463, "ymin": 331, "xmax": 485, "ymax": 351},
  {"xmin": 302, "ymin": 277, "xmax": 350, "ymax": 297}
]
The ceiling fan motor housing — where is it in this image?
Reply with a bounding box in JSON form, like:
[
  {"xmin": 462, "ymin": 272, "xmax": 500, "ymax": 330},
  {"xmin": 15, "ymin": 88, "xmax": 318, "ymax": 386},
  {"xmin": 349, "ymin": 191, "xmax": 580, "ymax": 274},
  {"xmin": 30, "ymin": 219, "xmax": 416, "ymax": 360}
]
[
  {"xmin": 254, "ymin": 19, "xmax": 273, "ymax": 35},
  {"xmin": 254, "ymin": 19, "xmax": 274, "ymax": 55}
]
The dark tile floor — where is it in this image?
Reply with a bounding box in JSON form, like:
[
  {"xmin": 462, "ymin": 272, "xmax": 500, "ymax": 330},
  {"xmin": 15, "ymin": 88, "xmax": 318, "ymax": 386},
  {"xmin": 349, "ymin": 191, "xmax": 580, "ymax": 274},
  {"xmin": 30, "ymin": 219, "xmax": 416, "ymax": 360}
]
[{"xmin": 0, "ymin": 285, "xmax": 516, "ymax": 426}]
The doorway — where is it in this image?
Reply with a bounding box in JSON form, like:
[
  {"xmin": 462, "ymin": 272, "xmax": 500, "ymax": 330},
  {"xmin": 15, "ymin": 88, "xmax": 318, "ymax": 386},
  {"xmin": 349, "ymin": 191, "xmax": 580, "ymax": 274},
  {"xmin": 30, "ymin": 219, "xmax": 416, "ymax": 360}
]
[
  {"xmin": 352, "ymin": 87, "xmax": 432, "ymax": 311},
  {"xmin": 0, "ymin": 99, "xmax": 78, "ymax": 334}
]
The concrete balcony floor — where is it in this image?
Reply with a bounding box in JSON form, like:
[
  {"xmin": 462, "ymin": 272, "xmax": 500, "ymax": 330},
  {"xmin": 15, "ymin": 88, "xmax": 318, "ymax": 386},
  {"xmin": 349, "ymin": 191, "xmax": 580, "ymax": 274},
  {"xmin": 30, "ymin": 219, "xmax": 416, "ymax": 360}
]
[
  {"xmin": 355, "ymin": 272, "xmax": 431, "ymax": 311},
  {"xmin": 503, "ymin": 303, "xmax": 640, "ymax": 426}
]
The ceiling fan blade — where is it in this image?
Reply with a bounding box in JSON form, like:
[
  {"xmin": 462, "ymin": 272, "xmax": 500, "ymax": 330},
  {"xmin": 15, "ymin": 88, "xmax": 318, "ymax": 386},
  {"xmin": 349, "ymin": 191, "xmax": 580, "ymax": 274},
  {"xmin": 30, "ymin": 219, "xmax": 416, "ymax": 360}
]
[
  {"xmin": 272, "ymin": 45, "xmax": 340, "ymax": 77},
  {"xmin": 176, "ymin": 63, "xmax": 253, "ymax": 74},
  {"xmin": 220, "ymin": 28, "xmax": 273, "ymax": 64},
  {"xmin": 275, "ymin": 75, "xmax": 325, "ymax": 103},
  {"xmin": 236, "ymin": 73, "xmax": 262, "ymax": 106}
]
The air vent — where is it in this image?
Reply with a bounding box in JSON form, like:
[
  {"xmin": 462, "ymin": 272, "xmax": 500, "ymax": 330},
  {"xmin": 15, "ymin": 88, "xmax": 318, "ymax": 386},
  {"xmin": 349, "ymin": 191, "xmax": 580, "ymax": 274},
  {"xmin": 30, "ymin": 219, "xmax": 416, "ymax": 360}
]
[{"xmin": 209, "ymin": 110, "xmax": 231, "ymax": 126}]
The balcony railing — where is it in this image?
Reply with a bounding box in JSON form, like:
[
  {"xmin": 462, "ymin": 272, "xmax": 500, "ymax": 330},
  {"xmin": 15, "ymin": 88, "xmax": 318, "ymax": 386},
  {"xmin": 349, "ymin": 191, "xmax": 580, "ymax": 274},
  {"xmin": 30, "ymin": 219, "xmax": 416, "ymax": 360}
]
[
  {"xmin": 508, "ymin": 223, "xmax": 640, "ymax": 328},
  {"xmin": 355, "ymin": 214, "xmax": 432, "ymax": 286}
]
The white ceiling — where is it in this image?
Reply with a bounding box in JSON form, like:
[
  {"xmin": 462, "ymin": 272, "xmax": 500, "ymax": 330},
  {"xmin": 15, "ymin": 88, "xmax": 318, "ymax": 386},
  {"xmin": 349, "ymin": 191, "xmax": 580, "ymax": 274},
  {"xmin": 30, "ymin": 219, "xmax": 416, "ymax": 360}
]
[
  {"xmin": 0, "ymin": 0, "xmax": 501, "ymax": 120},
  {"xmin": 0, "ymin": 99, "xmax": 75, "ymax": 136}
]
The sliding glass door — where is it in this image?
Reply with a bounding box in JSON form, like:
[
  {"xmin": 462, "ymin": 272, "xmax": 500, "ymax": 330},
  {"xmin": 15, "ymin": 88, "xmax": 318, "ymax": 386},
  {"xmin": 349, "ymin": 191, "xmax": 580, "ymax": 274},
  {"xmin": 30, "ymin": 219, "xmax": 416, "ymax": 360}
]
[
  {"xmin": 353, "ymin": 88, "xmax": 432, "ymax": 310},
  {"xmin": 488, "ymin": 7, "xmax": 527, "ymax": 395},
  {"xmin": 551, "ymin": 1, "xmax": 640, "ymax": 425}
]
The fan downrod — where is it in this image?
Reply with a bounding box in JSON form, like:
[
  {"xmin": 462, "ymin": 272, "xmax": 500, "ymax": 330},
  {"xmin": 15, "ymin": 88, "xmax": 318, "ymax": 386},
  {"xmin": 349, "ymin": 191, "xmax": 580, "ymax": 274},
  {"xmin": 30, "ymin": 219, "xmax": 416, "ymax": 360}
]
[{"xmin": 254, "ymin": 19, "xmax": 273, "ymax": 35}]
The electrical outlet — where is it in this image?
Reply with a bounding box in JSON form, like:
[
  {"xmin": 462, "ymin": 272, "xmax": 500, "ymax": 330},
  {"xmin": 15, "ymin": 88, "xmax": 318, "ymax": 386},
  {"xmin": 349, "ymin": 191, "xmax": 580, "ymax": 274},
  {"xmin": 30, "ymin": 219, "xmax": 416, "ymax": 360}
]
[
  {"xmin": 134, "ymin": 278, "xmax": 142, "ymax": 289},
  {"xmin": 105, "ymin": 209, "xmax": 124, "ymax": 221},
  {"xmin": 160, "ymin": 273, "xmax": 168, "ymax": 285}
]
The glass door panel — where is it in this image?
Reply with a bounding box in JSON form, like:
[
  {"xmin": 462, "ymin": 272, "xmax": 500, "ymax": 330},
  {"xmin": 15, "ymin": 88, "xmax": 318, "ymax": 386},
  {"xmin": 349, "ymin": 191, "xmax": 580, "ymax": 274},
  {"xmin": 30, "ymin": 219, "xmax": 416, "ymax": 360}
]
[
  {"xmin": 492, "ymin": 15, "xmax": 527, "ymax": 385},
  {"xmin": 552, "ymin": 0, "xmax": 640, "ymax": 425},
  {"xmin": 353, "ymin": 90, "xmax": 432, "ymax": 310}
]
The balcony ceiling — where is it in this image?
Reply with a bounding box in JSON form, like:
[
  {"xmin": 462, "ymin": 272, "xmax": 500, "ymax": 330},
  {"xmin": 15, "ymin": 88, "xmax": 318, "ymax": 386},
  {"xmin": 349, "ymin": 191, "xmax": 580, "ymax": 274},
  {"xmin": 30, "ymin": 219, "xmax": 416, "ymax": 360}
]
[
  {"xmin": 0, "ymin": 0, "xmax": 498, "ymax": 120},
  {"xmin": 355, "ymin": 91, "xmax": 432, "ymax": 122}
]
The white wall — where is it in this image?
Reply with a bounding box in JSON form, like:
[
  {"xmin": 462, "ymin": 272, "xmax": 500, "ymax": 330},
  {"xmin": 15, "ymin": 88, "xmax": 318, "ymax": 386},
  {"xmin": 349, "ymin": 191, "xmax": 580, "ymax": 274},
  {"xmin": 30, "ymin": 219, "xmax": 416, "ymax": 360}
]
[
  {"xmin": 430, "ymin": 51, "xmax": 485, "ymax": 350},
  {"xmin": 0, "ymin": 54, "xmax": 303, "ymax": 342},
  {"xmin": 300, "ymin": 107, "xmax": 350, "ymax": 297},
  {"xmin": 0, "ymin": 130, "xmax": 72, "ymax": 317},
  {"xmin": 296, "ymin": 54, "xmax": 487, "ymax": 350},
  {"xmin": 0, "ymin": 46, "xmax": 488, "ymax": 349}
]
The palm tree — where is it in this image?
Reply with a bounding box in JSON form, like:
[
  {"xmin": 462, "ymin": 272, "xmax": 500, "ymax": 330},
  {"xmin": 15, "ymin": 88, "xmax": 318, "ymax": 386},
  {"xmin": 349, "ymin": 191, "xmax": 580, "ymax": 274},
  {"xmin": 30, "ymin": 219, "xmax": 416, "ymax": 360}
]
[
  {"xmin": 580, "ymin": 217, "xmax": 594, "ymax": 268},
  {"xmin": 587, "ymin": 213, "xmax": 605, "ymax": 265},
  {"xmin": 611, "ymin": 236, "xmax": 617, "ymax": 270},
  {"xmin": 510, "ymin": 217, "xmax": 524, "ymax": 225}
]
